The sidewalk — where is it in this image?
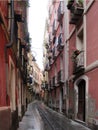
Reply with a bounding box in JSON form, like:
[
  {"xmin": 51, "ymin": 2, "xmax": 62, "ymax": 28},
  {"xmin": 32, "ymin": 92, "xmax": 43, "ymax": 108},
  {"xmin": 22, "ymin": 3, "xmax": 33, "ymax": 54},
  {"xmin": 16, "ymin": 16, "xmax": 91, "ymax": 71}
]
[{"xmin": 17, "ymin": 101, "xmax": 43, "ymax": 130}]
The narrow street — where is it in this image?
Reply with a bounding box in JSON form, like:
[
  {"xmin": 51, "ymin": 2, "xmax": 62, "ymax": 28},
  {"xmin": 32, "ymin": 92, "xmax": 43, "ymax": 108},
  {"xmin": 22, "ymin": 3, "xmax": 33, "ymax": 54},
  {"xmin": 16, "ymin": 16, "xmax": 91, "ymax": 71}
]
[
  {"xmin": 17, "ymin": 101, "xmax": 91, "ymax": 130},
  {"xmin": 1, "ymin": 1, "xmax": 98, "ymax": 130}
]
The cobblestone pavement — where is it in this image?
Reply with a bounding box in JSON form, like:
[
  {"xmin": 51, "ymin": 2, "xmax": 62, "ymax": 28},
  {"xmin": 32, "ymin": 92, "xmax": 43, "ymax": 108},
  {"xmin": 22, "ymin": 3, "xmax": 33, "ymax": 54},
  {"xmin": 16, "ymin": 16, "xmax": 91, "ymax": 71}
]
[{"xmin": 17, "ymin": 101, "xmax": 91, "ymax": 130}]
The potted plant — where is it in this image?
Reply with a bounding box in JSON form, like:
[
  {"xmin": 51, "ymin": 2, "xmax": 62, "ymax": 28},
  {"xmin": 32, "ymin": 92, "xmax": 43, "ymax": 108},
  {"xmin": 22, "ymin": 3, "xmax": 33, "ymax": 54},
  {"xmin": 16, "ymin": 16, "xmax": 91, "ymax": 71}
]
[
  {"xmin": 67, "ymin": 0, "xmax": 74, "ymax": 10},
  {"xmin": 77, "ymin": 0, "xmax": 83, "ymax": 7},
  {"xmin": 71, "ymin": 49, "xmax": 81, "ymax": 62}
]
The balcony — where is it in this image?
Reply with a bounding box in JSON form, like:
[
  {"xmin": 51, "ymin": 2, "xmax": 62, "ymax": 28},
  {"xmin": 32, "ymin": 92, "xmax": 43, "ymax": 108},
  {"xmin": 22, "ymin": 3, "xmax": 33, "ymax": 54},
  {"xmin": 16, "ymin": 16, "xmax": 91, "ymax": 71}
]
[
  {"xmin": 45, "ymin": 82, "xmax": 48, "ymax": 90},
  {"xmin": 17, "ymin": 0, "xmax": 29, "ymax": 7},
  {"xmin": 49, "ymin": 6, "xmax": 52, "ymax": 19},
  {"xmin": 41, "ymin": 81, "xmax": 48, "ymax": 90},
  {"xmin": 73, "ymin": 51, "xmax": 85, "ymax": 74},
  {"xmin": 15, "ymin": 12, "xmax": 24, "ymax": 23},
  {"xmin": 57, "ymin": 1, "xmax": 64, "ymax": 22},
  {"xmin": 67, "ymin": 0, "xmax": 74, "ymax": 10},
  {"xmin": 57, "ymin": 70, "xmax": 64, "ymax": 84},
  {"xmin": 27, "ymin": 75, "xmax": 33, "ymax": 86},
  {"xmin": 67, "ymin": 0, "xmax": 84, "ymax": 25},
  {"xmin": 52, "ymin": 20, "xmax": 57, "ymax": 35},
  {"xmin": 49, "ymin": 80, "xmax": 53, "ymax": 90},
  {"xmin": 57, "ymin": 33, "xmax": 64, "ymax": 51},
  {"xmin": 45, "ymin": 42, "xmax": 49, "ymax": 49},
  {"xmin": 45, "ymin": 63, "xmax": 50, "ymax": 71},
  {"xmin": 49, "ymin": 58, "xmax": 53, "ymax": 66},
  {"xmin": 52, "ymin": 76, "xmax": 58, "ymax": 87},
  {"xmin": 52, "ymin": 47, "xmax": 57, "ymax": 60},
  {"xmin": 49, "ymin": 33, "xmax": 53, "ymax": 43},
  {"xmin": 48, "ymin": 50, "xmax": 52, "ymax": 59},
  {"xmin": 69, "ymin": 7, "xmax": 84, "ymax": 25}
]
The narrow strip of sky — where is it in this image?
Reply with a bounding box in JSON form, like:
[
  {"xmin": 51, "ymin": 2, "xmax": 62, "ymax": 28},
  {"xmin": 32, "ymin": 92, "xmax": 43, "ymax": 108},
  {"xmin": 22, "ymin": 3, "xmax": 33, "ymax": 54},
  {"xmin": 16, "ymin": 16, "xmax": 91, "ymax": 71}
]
[{"xmin": 28, "ymin": 0, "xmax": 48, "ymax": 70}]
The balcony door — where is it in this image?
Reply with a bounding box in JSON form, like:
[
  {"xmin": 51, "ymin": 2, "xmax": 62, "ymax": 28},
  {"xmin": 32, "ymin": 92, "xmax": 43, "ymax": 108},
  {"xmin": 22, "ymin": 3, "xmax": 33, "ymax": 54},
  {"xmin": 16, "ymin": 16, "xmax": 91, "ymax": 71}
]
[
  {"xmin": 77, "ymin": 80, "xmax": 85, "ymax": 121},
  {"xmin": 59, "ymin": 87, "xmax": 63, "ymax": 113}
]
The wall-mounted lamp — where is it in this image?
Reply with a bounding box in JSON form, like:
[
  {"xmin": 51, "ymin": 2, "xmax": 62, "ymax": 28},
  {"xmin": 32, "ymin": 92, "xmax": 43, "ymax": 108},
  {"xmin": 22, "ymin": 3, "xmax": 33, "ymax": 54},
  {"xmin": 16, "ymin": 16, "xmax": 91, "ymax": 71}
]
[
  {"xmin": 32, "ymin": 57, "xmax": 36, "ymax": 62},
  {"xmin": 31, "ymin": 49, "xmax": 37, "ymax": 62}
]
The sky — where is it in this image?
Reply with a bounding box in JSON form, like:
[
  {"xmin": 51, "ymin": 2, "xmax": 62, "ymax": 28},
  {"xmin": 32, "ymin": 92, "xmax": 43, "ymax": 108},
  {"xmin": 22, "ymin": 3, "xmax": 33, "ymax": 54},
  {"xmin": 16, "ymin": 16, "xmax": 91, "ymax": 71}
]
[{"xmin": 28, "ymin": 0, "xmax": 48, "ymax": 70}]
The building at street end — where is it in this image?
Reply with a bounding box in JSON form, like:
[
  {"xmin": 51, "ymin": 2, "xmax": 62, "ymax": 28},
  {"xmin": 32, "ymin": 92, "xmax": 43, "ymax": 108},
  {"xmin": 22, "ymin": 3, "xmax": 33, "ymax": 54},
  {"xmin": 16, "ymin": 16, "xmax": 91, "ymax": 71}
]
[{"xmin": 27, "ymin": 51, "xmax": 43, "ymax": 101}]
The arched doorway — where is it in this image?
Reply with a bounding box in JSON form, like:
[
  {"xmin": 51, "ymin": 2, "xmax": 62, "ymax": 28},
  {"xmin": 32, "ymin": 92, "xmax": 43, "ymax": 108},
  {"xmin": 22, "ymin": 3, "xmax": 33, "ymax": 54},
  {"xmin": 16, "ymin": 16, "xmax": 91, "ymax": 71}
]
[{"xmin": 77, "ymin": 79, "xmax": 86, "ymax": 121}]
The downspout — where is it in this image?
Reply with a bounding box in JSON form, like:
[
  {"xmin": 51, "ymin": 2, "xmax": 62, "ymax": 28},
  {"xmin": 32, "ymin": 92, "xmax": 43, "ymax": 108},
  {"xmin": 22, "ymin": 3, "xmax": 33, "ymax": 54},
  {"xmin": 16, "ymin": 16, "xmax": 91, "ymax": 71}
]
[
  {"xmin": 5, "ymin": 0, "xmax": 14, "ymax": 104},
  {"xmin": 6, "ymin": 0, "xmax": 14, "ymax": 49}
]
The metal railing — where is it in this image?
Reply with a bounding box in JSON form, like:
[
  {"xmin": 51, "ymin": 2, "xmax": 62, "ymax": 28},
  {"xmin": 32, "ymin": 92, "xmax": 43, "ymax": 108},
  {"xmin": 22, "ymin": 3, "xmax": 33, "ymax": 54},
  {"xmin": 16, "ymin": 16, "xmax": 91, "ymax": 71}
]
[
  {"xmin": 57, "ymin": 33, "xmax": 64, "ymax": 51},
  {"xmin": 52, "ymin": 75, "xmax": 57, "ymax": 87},
  {"xmin": 57, "ymin": 70, "xmax": 64, "ymax": 83},
  {"xmin": 52, "ymin": 20, "xmax": 57, "ymax": 35},
  {"xmin": 52, "ymin": 47, "xmax": 57, "ymax": 59}
]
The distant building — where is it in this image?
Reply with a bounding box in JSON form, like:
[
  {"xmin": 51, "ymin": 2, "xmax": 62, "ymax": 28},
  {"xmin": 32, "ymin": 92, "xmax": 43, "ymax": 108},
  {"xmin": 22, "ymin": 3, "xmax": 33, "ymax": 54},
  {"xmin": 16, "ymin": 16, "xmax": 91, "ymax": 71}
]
[{"xmin": 27, "ymin": 51, "xmax": 43, "ymax": 100}]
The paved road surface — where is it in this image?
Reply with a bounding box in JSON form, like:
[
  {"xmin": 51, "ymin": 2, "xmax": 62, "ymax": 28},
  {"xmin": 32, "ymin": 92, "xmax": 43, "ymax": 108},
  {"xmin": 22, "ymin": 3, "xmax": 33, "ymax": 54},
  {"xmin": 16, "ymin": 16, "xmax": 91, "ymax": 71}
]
[
  {"xmin": 17, "ymin": 101, "xmax": 43, "ymax": 130},
  {"xmin": 17, "ymin": 101, "xmax": 91, "ymax": 130}
]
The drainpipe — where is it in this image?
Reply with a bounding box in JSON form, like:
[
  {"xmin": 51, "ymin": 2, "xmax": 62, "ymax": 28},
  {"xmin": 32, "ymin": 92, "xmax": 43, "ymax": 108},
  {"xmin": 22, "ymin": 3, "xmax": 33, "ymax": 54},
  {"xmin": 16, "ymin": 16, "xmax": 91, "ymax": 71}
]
[
  {"xmin": 6, "ymin": 0, "xmax": 14, "ymax": 50},
  {"xmin": 5, "ymin": 0, "xmax": 14, "ymax": 104}
]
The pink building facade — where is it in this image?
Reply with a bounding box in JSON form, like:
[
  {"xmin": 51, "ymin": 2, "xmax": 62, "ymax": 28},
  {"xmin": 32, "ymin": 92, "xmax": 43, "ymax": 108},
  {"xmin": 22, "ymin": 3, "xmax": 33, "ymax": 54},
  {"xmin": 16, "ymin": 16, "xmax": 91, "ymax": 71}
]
[
  {"xmin": 0, "ymin": 1, "xmax": 30, "ymax": 130},
  {"xmin": 44, "ymin": 0, "xmax": 98, "ymax": 129},
  {"xmin": 45, "ymin": 0, "xmax": 66, "ymax": 113},
  {"xmin": 67, "ymin": 1, "xmax": 98, "ymax": 129}
]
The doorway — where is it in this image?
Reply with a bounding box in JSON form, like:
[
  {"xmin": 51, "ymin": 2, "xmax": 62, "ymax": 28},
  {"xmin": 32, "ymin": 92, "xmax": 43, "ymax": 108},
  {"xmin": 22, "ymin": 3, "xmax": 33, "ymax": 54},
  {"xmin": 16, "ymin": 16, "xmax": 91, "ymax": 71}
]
[
  {"xmin": 77, "ymin": 80, "xmax": 85, "ymax": 121},
  {"xmin": 59, "ymin": 87, "xmax": 63, "ymax": 113}
]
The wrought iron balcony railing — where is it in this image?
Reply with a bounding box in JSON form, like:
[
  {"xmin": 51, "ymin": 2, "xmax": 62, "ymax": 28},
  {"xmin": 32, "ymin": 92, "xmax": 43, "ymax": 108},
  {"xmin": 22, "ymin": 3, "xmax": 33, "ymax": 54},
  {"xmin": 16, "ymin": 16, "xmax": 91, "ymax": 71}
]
[
  {"xmin": 52, "ymin": 20, "xmax": 57, "ymax": 35},
  {"xmin": 57, "ymin": 33, "xmax": 64, "ymax": 51},
  {"xmin": 69, "ymin": 6, "xmax": 84, "ymax": 25},
  {"xmin": 52, "ymin": 47, "xmax": 57, "ymax": 60},
  {"xmin": 45, "ymin": 63, "xmax": 50, "ymax": 71},
  {"xmin": 57, "ymin": 70, "xmax": 64, "ymax": 84},
  {"xmin": 48, "ymin": 50, "xmax": 52, "ymax": 59},
  {"xmin": 49, "ymin": 33, "xmax": 53, "ymax": 43},
  {"xmin": 41, "ymin": 82, "xmax": 48, "ymax": 90},
  {"xmin": 49, "ymin": 58, "xmax": 53, "ymax": 66},
  {"xmin": 52, "ymin": 75, "xmax": 58, "ymax": 87},
  {"xmin": 49, "ymin": 80, "xmax": 53, "ymax": 90},
  {"xmin": 67, "ymin": 0, "xmax": 84, "ymax": 25},
  {"xmin": 45, "ymin": 82, "xmax": 48, "ymax": 90},
  {"xmin": 49, "ymin": 6, "xmax": 52, "ymax": 19}
]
